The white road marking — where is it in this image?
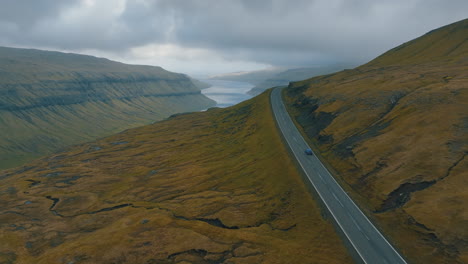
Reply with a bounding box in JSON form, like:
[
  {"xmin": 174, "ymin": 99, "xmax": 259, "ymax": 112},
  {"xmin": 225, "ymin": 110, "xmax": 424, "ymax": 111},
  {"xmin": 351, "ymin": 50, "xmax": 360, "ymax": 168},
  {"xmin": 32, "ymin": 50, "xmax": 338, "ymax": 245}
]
[
  {"xmin": 349, "ymin": 214, "xmax": 362, "ymax": 231},
  {"xmin": 332, "ymin": 192, "xmax": 344, "ymax": 207},
  {"xmin": 271, "ymin": 90, "xmax": 371, "ymax": 264},
  {"xmin": 271, "ymin": 88, "xmax": 407, "ymax": 264}
]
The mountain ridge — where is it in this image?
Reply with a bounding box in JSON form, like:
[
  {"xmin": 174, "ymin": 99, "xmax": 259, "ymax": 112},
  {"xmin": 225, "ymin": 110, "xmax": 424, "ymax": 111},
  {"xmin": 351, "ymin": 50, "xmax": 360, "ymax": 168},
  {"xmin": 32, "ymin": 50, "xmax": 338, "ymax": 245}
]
[
  {"xmin": 365, "ymin": 18, "xmax": 467, "ymax": 66},
  {"xmin": 0, "ymin": 46, "xmax": 215, "ymax": 170}
]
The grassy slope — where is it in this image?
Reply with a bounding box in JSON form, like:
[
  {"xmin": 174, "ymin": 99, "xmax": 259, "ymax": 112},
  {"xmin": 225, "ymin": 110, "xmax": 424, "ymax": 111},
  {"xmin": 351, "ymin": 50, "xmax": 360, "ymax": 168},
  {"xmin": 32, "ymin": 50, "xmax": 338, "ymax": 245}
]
[
  {"xmin": 0, "ymin": 92, "xmax": 352, "ymax": 264},
  {"xmin": 285, "ymin": 18, "xmax": 468, "ymax": 263},
  {"xmin": 0, "ymin": 47, "xmax": 215, "ymax": 170}
]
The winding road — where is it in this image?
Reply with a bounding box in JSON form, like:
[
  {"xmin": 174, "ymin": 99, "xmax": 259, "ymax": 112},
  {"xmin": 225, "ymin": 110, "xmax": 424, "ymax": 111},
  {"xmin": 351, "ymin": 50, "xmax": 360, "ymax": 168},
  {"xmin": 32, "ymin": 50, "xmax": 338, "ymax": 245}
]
[{"xmin": 270, "ymin": 87, "xmax": 407, "ymax": 264}]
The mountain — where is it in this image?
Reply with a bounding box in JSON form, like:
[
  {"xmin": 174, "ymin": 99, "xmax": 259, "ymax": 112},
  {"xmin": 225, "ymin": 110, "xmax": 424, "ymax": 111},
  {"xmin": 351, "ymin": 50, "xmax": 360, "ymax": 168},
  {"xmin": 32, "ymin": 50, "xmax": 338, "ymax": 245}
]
[
  {"xmin": 247, "ymin": 65, "xmax": 351, "ymax": 96},
  {"xmin": 0, "ymin": 92, "xmax": 352, "ymax": 264},
  {"xmin": 209, "ymin": 68, "xmax": 284, "ymax": 85},
  {"xmin": 0, "ymin": 47, "xmax": 215, "ymax": 170},
  {"xmin": 284, "ymin": 18, "xmax": 468, "ymax": 264},
  {"xmin": 190, "ymin": 77, "xmax": 212, "ymax": 89}
]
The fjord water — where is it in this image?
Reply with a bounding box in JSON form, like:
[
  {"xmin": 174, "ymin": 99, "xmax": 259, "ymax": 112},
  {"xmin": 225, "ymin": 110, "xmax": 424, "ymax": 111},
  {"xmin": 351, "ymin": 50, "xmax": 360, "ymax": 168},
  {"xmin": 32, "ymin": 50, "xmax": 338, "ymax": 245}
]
[{"xmin": 201, "ymin": 79, "xmax": 254, "ymax": 107}]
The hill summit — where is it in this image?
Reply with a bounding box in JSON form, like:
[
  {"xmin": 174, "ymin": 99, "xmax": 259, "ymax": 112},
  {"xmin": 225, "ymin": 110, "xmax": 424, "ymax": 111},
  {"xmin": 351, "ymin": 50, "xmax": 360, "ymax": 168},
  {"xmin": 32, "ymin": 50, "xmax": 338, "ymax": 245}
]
[{"xmin": 367, "ymin": 18, "xmax": 467, "ymax": 66}]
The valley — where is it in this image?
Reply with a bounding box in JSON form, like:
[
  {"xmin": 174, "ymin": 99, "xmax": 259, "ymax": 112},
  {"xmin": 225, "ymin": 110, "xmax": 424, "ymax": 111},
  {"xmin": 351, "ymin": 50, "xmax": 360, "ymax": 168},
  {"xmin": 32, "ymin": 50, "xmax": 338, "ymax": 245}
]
[
  {"xmin": 0, "ymin": 92, "xmax": 352, "ymax": 264},
  {"xmin": 0, "ymin": 5, "xmax": 466, "ymax": 263},
  {"xmin": 200, "ymin": 79, "xmax": 253, "ymax": 108},
  {"xmin": 0, "ymin": 47, "xmax": 215, "ymax": 170}
]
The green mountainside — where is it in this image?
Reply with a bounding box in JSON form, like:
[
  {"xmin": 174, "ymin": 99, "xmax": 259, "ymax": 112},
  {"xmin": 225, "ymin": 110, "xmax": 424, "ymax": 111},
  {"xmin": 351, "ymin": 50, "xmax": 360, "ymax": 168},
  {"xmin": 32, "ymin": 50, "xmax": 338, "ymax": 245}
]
[
  {"xmin": 0, "ymin": 47, "xmax": 215, "ymax": 169},
  {"xmin": 285, "ymin": 18, "xmax": 468, "ymax": 263}
]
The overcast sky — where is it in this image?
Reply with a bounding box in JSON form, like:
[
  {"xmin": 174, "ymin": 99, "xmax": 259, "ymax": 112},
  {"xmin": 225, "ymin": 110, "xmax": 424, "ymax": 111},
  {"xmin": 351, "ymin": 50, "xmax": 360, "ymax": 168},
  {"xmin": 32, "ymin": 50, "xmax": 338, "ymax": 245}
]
[{"xmin": 1, "ymin": 0, "xmax": 467, "ymax": 75}]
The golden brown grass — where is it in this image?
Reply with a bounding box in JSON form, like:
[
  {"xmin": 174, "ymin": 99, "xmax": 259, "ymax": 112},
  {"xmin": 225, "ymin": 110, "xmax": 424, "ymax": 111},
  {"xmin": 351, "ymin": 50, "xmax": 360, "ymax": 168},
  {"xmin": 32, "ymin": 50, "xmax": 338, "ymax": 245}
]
[
  {"xmin": 0, "ymin": 92, "xmax": 352, "ymax": 263},
  {"xmin": 284, "ymin": 18, "xmax": 468, "ymax": 264}
]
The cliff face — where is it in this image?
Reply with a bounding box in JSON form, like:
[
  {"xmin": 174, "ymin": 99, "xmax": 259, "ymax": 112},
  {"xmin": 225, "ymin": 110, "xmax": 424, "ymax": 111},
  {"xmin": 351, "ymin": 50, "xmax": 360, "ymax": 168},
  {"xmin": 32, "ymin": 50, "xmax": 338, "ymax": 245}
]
[
  {"xmin": 0, "ymin": 92, "xmax": 351, "ymax": 264},
  {"xmin": 285, "ymin": 19, "xmax": 468, "ymax": 263},
  {"xmin": 0, "ymin": 47, "xmax": 215, "ymax": 169}
]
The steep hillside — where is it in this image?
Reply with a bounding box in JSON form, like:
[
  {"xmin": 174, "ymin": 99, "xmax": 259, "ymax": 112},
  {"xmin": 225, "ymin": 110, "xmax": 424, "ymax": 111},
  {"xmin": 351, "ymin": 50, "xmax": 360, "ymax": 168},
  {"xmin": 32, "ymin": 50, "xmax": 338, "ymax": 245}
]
[
  {"xmin": 366, "ymin": 18, "xmax": 467, "ymax": 66},
  {"xmin": 285, "ymin": 18, "xmax": 468, "ymax": 263},
  {"xmin": 247, "ymin": 65, "xmax": 350, "ymax": 96},
  {"xmin": 0, "ymin": 47, "xmax": 215, "ymax": 170},
  {"xmin": 0, "ymin": 92, "xmax": 351, "ymax": 264}
]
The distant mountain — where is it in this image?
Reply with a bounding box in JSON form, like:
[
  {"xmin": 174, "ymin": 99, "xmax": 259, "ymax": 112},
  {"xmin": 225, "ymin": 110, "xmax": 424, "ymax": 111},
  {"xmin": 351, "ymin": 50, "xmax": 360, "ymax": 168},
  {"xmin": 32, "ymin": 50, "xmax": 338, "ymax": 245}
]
[
  {"xmin": 209, "ymin": 68, "xmax": 284, "ymax": 85},
  {"xmin": 189, "ymin": 77, "xmax": 212, "ymax": 89},
  {"xmin": 247, "ymin": 65, "xmax": 351, "ymax": 96},
  {"xmin": 285, "ymin": 18, "xmax": 468, "ymax": 264},
  {"xmin": 0, "ymin": 46, "xmax": 215, "ymax": 170},
  {"xmin": 209, "ymin": 65, "xmax": 352, "ymax": 96}
]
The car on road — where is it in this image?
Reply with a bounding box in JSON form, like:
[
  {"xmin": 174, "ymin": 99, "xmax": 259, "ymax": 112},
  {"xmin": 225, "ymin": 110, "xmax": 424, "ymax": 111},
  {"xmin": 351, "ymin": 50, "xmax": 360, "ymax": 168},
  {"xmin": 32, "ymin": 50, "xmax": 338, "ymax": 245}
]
[{"xmin": 304, "ymin": 148, "xmax": 313, "ymax": 155}]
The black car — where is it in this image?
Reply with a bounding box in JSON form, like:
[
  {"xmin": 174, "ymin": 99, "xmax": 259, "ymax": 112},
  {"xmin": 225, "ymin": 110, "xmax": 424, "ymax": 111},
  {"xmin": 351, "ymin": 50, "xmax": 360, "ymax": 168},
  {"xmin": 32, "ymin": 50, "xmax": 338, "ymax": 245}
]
[{"xmin": 304, "ymin": 148, "xmax": 313, "ymax": 155}]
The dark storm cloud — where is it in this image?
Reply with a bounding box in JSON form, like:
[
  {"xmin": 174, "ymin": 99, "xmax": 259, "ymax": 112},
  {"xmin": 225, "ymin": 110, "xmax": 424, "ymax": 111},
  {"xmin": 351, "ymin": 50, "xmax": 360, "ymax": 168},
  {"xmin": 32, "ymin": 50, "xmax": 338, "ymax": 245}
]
[{"xmin": 0, "ymin": 0, "xmax": 467, "ymax": 70}]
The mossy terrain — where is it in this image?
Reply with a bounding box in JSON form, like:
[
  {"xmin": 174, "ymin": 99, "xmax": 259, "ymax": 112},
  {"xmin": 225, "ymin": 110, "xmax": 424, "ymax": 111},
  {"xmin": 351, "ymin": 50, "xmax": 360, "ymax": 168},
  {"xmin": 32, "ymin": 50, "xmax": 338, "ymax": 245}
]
[
  {"xmin": 285, "ymin": 18, "xmax": 468, "ymax": 263},
  {"xmin": 0, "ymin": 92, "xmax": 351, "ymax": 263},
  {"xmin": 0, "ymin": 46, "xmax": 215, "ymax": 170}
]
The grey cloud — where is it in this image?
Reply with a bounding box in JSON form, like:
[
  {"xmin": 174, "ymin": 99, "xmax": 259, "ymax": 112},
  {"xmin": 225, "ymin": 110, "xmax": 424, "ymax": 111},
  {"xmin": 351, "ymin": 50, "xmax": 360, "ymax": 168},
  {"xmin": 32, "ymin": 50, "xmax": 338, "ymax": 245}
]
[
  {"xmin": 0, "ymin": 0, "xmax": 79, "ymax": 28},
  {"xmin": 143, "ymin": 0, "xmax": 468, "ymax": 65},
  {"xmin": 0, "ymin": 0, "xmax": 467, "ymax": 71}
]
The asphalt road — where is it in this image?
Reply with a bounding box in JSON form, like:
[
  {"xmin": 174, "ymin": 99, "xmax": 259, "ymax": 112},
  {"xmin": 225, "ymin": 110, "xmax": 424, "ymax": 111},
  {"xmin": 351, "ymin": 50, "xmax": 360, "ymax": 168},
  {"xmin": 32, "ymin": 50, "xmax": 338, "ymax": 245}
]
[{"xmin": 270, "ymin": 87, "xmax": 407, "ymax": 264}]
